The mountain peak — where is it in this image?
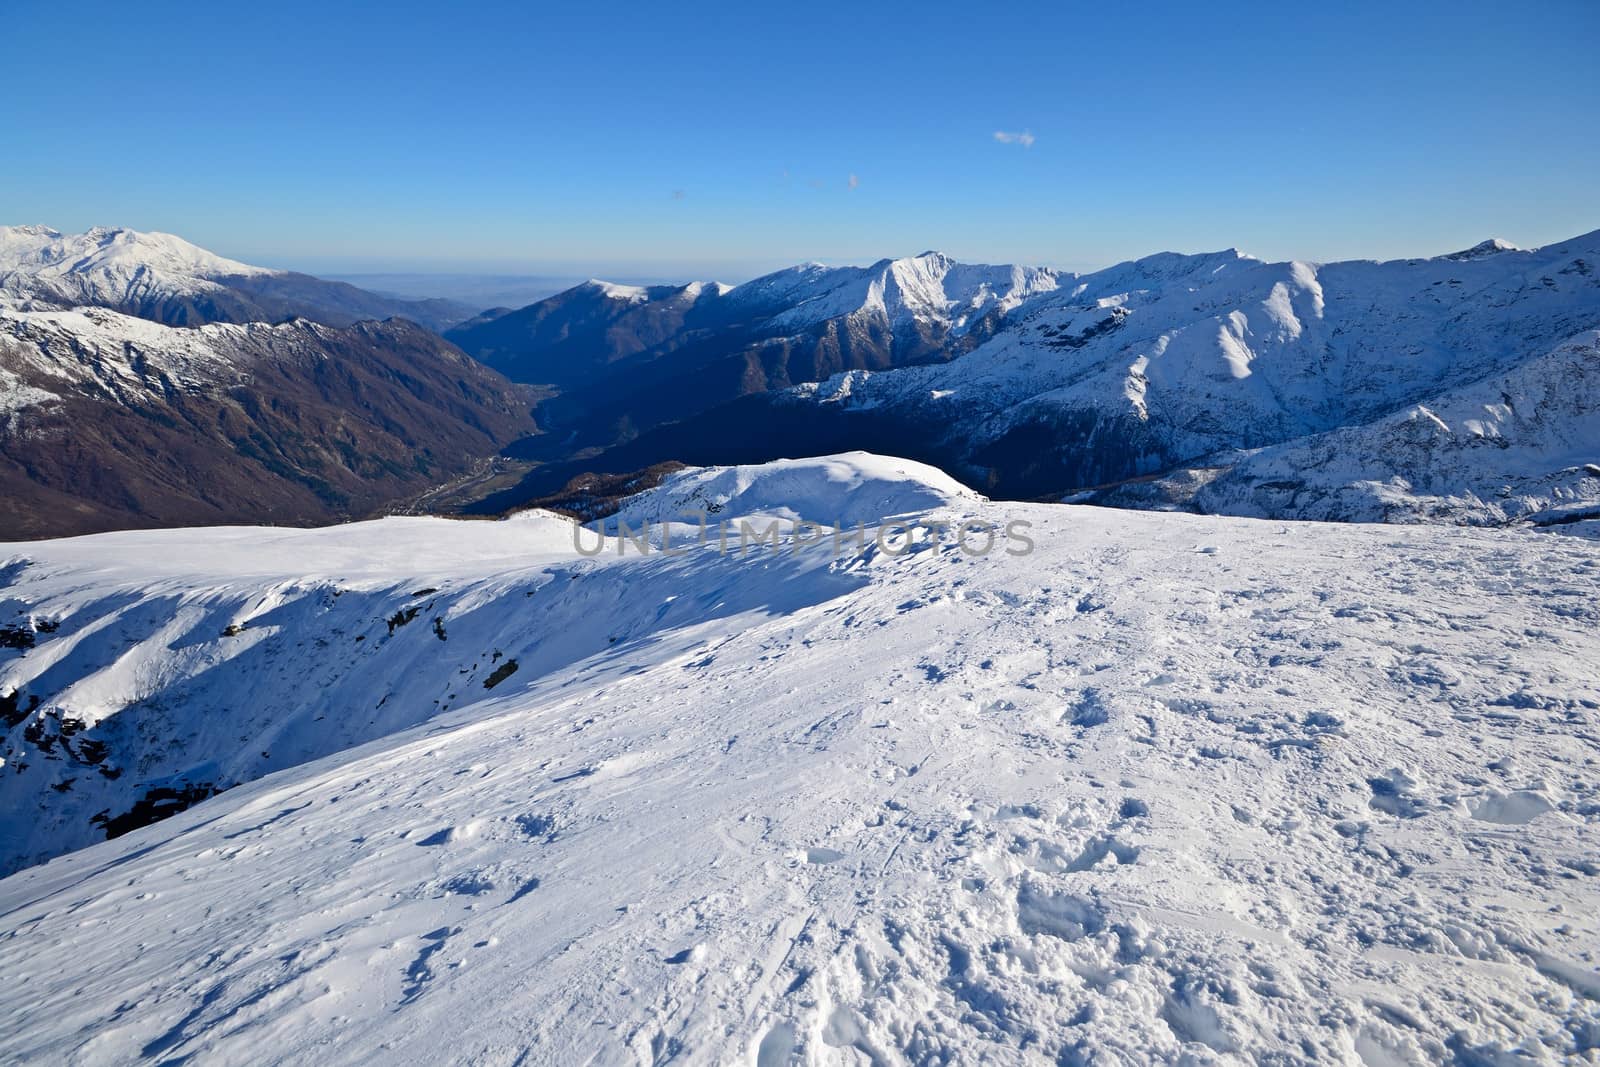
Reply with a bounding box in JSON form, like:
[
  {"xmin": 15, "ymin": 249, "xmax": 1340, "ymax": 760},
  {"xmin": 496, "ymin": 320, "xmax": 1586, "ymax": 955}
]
[
  {"xmin": 1, "ymin": 225, "xmax": 477, "ymax": 331},
  {"xmin": 0, "ymin": 224, "xmax": 275, "ymax": 281},
  {"xmin": 576, "ymin": 279, "xmax": 652, "ymax": 302},
  {"xmin": 2, "ymin": 224, "xmax": 63, "ymax": 239},
  {"xmin": 1445, "ymin": 237, "xmax": 1520, "ymax": 260}
]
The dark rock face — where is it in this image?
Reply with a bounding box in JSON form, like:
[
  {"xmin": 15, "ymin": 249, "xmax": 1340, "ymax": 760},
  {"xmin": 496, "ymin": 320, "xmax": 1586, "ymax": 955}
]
[
  {"xmin": 92, "ymin": 782, "xmax": 220, "ymax": 840},
  {"xmin": 967, "ymin": 406, "xmax": 1172, "ymax": 500},
  {"xmin": 0, "ymin": 318, "xmax": 538, "ymax": 539},
  {"xmin": 516, "ymin": 462, "xmax": 688, "ymax": 521}
]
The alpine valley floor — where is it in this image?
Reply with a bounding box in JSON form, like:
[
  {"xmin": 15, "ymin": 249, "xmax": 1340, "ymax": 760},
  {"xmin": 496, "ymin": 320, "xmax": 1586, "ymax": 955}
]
[{"xmin": 1, "ymin": 455, "xmax": 1598, "ymax": 1065}]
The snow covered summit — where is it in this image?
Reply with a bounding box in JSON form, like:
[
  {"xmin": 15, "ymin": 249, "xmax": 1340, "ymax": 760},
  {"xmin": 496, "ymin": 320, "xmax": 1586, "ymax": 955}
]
[
  {"xmin": 611, "ymin": 452, "xmax": 979, "ymax": 528},
  {"xmin": 729, "ymin": 251, "xmax": 1062, "ymax": 335},
  {"xmin": 763, "ymin": 228, "xmax": 1600, "ymax": 519},
  {"xmin": 0, "ymin": 224, "xmax": 272, "ymax": 287},
  {"xmin": 0, "ymin": 225, "xmax": 532, "ymax": 538},
  {"xmin": 0, "ymin": 224, "xmax": 273, "ymax": 321},
  {"xmin": 0, "ymin": 224, "xmax": 477, "ymax": 331}
]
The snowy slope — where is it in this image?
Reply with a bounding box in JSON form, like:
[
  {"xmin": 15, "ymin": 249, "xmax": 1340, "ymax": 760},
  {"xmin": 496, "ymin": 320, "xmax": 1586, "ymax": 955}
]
[
  {"xmin": 610, "ymin": 452, "xmax": 981, "ymax": 529},
  {"xmin": 3, "ymin": 454, "xmax": 1599, "ymax": 1064},
  {"xmin": 0, "ymin": 224, "xmax": 269, "ymax": 289},
  {"xmin": 0, "ymin": 304, "xmax": 255, "ymax": 415},
  {"xmin": 1107, "ymin": 330, "xmax": 1600, "ymax": 524},
  {"xmin": 456, "ymin": 251, "xmax": 1059, "ymax": 353}
]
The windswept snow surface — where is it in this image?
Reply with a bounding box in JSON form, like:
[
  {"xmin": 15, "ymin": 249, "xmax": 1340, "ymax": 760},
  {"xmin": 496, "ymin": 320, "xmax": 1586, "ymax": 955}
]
[{"xmin": 2, "ymin": 455, "xmax": 1599, "ymax": 1064}]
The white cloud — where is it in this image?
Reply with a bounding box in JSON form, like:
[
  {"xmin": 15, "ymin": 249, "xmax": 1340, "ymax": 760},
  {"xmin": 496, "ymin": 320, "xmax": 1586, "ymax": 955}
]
[
  {"xmin": 993, "ymin": 129, "xmax": 1036, "ymax": 148},
  {"xmin": 848, "ymin": 173, "xmax": 860, "ymax": 190}
]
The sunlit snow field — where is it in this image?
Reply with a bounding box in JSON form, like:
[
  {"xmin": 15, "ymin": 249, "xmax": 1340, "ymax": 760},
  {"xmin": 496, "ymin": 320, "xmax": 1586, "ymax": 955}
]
[{"xmin": 2, "ymin": 455, "xmax": 1598, "ymax": 1064}]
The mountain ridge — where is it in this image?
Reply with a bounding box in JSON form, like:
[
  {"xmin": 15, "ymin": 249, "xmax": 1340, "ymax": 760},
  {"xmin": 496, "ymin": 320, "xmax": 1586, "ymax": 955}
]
[
  {"xmin": 463, "ymin": 227, "xmax": 1600, "ymax": 524},
  {"xmin": 445, "ymin": 251, "xmax": 1061, "ymax": 457},
  {"xmin": 0, "ymin": 305, "xmax": 536, "ymax": 539},
  {"xmin": 0, "ymin": 225, "xmax": 480, "ymax": 332}
]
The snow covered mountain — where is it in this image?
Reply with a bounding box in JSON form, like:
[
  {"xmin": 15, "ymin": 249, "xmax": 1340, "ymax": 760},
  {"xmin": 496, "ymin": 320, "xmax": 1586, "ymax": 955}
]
[
  {"xmin": 16, "ymin": 225, "xmax": 1593, "ymax": 533},
  {"xmin": 727, "ymin": 252, "xmax": 1060, "ymax": 335},
  {"xmin": 0, "ymin": 303, "xmax": 536, "ymax": 538},
  {"xmin": 445, "ymin": 253, "xmax": 1059, "ymax": 456},
  {"xmin": 2, "ymin": 454, "xmax": 1597, "ymax": 1062},
  {"xmin": 783, "ymin": 232, "xmax": 1600, "ymax": 497},
  {"xmin": 0, "ymin": 226, "xmax": 478, "ymax": 331},
  {"xmin": 474, "ymin": 231, "xmax": 1600, "ymax": 526},
  {"xmin": 1099, "ymin": 330, "xmax": 1600, "ymax": 524},
  {"xmin": 0, "ymin": 225, "xmax": 544, "ymax": 538}
]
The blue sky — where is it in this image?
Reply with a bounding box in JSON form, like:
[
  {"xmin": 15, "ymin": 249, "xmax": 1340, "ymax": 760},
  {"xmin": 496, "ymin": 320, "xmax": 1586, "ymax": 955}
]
[{"xmin": 6, "ymin": 0, "xmax": 1597, "ymax": 280}]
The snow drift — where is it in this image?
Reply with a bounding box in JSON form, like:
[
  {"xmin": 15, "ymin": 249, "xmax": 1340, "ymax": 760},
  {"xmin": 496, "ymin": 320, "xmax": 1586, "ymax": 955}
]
[{"xmin": 609, "ymin": 453, "xmax": 980, "ymax": 529}]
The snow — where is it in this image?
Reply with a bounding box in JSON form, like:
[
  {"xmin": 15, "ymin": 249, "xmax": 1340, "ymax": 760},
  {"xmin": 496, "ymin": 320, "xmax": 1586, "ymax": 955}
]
[
  {"xmin": 1177, "ymin": 331, "xmax": 1600, "ymax": 523},
  {"xmin": 0, "ymin": 366, "xmax": 58, "ymax": 419},
  {"xmin": 611, "ymin": 453, "xmax": 979, "ymax": 529},
  {"xmin": 0, "ymin": 304, "xmax": 291, "ymax": 409},
  {"xmin": 2, "ymin": 453, "xmax": 1598, "ymax": 1064}
]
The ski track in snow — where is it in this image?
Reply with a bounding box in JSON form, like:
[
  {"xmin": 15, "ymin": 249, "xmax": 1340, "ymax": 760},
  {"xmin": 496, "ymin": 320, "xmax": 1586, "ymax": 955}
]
[{"xmin": 1, "ymin": 457, "xmax": 1599, "ymax": 1064}]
